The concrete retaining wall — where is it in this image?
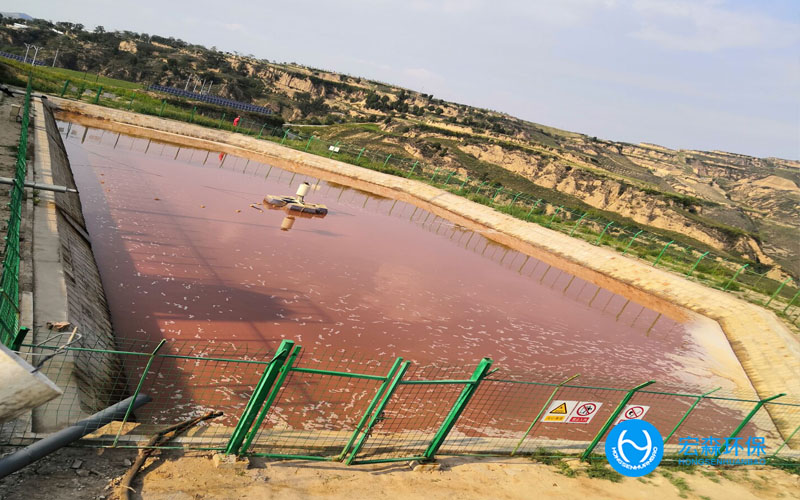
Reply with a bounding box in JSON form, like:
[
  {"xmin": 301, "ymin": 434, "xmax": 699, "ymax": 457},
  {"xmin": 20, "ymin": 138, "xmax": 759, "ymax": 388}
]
[{"xmin": 30, "ymin": 98, "xmax": 127, "ymax": 431}]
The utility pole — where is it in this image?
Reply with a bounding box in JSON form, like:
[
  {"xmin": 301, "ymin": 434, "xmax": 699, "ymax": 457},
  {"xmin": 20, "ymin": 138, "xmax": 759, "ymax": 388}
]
[
  {"xmin": 184, "ymin": 74, "xmax": 192, "ymax": 91},
  {"xmin": 52, "ymin": 47, "xmax": 59, "ymax": 67},
  {"xmin": 206, "ymin": 81, "xmax": 212, "ymax": 95},
  {"xmin": 23, "ymin": 43, "xmax": 33, "ymax": 63}
]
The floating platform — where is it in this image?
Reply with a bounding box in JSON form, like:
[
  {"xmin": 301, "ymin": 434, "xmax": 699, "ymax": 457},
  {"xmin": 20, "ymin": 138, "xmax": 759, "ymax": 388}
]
[{"xmin": 264, "ymin": 195, "xmax": 328, "ymax": 216}]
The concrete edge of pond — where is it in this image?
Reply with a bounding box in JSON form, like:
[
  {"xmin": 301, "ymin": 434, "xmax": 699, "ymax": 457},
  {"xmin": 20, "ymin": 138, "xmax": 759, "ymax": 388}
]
[
  {"xmin": 26, "ymin": 97, "xmax": 127, "ymax": 432},
  {"xmin": 48, "ymin": 97, "xmax": 800, "ymax": 440}
]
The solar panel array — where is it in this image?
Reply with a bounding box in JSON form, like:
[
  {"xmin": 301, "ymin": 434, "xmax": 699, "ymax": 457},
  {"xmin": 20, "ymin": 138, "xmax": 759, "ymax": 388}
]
[
  {"xmin": 149, "ymin": 84, "xmax": 273, "ymax": 115},
  {"xmin": 0, "ymin": 51, "xmax": 46, "ymax": 66}
]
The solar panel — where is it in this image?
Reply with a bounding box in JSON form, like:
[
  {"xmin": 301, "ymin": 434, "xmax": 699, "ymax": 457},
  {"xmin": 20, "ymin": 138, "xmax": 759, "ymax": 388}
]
[{"xmin": 148, "ymin": 84, "xmax": 273, "ymax": 115}]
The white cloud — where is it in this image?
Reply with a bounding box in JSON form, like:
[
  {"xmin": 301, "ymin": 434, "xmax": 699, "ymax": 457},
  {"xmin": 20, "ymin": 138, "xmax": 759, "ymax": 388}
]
[{"xmin": 630, "ymin": 0, "xmax": 800, "ymax": 52}]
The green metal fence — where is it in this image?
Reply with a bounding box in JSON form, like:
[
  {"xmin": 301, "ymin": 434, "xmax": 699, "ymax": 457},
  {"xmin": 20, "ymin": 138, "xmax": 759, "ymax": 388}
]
[
  {"xmin": 3, "ymin": 335, "xmax": 798, "ymax": 466},
  {"xmin": 0, "ymin": 77, "xmax": 31, "ymax": 350},
  {"xmin": 6, "ymin": 69, "xmax": 795, "ymax": 328}
]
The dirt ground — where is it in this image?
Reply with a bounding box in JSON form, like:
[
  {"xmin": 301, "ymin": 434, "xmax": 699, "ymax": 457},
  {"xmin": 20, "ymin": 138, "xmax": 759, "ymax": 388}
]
[{"xmin": 0, "ymin": 447, "xmax": 797, "ymax": 500}]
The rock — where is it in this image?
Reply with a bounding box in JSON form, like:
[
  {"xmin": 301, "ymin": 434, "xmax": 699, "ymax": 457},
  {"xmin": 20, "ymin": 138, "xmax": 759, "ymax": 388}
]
[
  {"xmin": 70, "ymin": 459, "xmax": 83, "ymax": 469},
  {"xmin": 408, "ymin": 460, "xmax": 440, "ymax": 472},
  {"xmin": 212, "ymin": 454, "xmax": 249, "ymax": 470},
  {"xmin": 123, "ymin": 459, "xmax": 133, "ymax": 467},
  {"xmin": 76, "ymin": 469, "xmax": 90, "ymax": 477}
]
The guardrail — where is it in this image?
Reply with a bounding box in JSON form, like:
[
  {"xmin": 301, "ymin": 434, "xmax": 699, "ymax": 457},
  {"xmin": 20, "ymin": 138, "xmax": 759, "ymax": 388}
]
[
  {"xmin": 0, "ymin": 77, "xmax": 31, "ymax": 349},
  {"xmin": 3, "ymin": 335, "xmax": 798, "ymax": 465}
]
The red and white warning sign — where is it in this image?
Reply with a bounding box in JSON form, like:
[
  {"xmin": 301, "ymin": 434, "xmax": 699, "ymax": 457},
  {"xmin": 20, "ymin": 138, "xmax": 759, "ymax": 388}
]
[
  {"xmin": 567, "ymin": 401, "xmax": 603, "ymax": 424},
  {"xmin": 614, "ymin": 405, "xmax": 650, "ymax": 425},
  {"xmin": 541, "ymin": 400, "xmax": 602, "ymax": 424},
  {"xmin": 541, "ymin": 400, "xmax": 578, "ymax": 423}
]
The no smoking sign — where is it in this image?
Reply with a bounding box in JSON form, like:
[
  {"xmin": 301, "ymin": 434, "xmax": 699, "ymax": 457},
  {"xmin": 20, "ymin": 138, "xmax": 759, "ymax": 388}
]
[{"xmin": 614, "ymin": 405, "xmax": 651, "ymax": 425}]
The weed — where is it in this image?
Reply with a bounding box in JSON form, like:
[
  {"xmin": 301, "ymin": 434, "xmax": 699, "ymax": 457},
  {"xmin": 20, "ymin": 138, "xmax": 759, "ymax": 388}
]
[
  {"xmin": 556, "ymin": 460, "xmax": 576, "ymax": 478},
  {"xmin": 528, "ymin": 449, "xmax": 567, "ymax": 466},
  {"xmin": 585, "ymin": 461, "xmax": 623, "ymax": 483},
  {"xmin": 700, "ymin": 470, "xmax": 720, "ymax": 483},
  {"xmin": 661, "ymin": 470, "xmax": 692, "ymax": 498}
]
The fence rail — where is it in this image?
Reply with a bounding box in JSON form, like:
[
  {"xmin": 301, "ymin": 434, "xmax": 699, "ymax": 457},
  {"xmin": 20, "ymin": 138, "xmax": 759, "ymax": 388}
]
[
  {"xmin": 0, "ymin": 77, "xmax": 31, "ymax": 349},
  {"xmin": 3, "ymin": 335, "xmax": 798, "ymax": 466},
  {"xmin": 2, "ymin": 64, "xmax": 795, "ymax": 328}
]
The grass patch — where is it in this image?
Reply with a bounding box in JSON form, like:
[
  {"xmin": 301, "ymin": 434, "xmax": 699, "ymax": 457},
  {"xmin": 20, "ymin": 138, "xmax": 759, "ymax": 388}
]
[
  {"xmin": 660, "ymin": 470, "xmax": 692, "ymax": 498},
  {"xmin": 584, "ymin": 461, "xmax": 623, "ymax": 483},
  {"xmin": 767, "ymin": 457, "xmax": 800, "ymax": 477}
]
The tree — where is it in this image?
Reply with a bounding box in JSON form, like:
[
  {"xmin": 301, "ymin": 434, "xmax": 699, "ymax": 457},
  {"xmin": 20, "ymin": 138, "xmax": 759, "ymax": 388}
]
[{"xmin": 94, "ymin": 25, "xmax": 105, "ymax": 34}]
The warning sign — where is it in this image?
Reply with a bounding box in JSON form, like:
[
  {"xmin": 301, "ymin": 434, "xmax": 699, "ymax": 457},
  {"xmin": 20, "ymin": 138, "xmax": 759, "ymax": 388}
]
[
  {"xmin": 614, "ymin": 405, "xmax": 650, "ymax": 425},
  {"xmin": 567, "ymin": 401, "xmax": 603, "ymax": 424},
  {"xmin": 541, "ymin": 400, "xmax": 578, "ymax": 423}
]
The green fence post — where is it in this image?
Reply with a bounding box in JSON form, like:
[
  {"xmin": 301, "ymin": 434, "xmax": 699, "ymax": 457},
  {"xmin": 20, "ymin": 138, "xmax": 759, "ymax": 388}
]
[
  {"xmin": 128, "ymin": 92, "xmax": 135, "ymax": 110},
  {"xmin": 475, "ymin": 181, "xmax": 488, "ymax": 195},
  {"xmin": 622, "ymin": 230, "xmax": 643, "ymax": 255},
  {"xmin": 580, "ymin": 380, "xmax": 655, "ymax": 461},
  {"xmin": 491, "ymin": 186, "xmax": 504, "ymax": 200},
  {"xmin": 406, "ymin": 160, "xmax": 418, "ymax": 178},
  {"xmin": 459, "ymin": 176, "xmax": 469, "ymax": 190},
  {"xmin": 328, "ymin": 141, "xmax": 340, "ymax": 158},
  {"xmin": 723, "ymin": 263, "xmax": 749, "ymax": 291},
  {"xmin": 547, "ymin": 205, "xmax": 564, "ymax": 228},
  {"xmin": 770, "ymin": 424, "xmax": 800, "ymax": 459},
  {"xmin": 663, "ymin": 387, "xmax": 720, "ymax": 444},
  {"xmin": 444, "ymin": 170, "xmax": 456, "ymax": 184},
  {"xmin": 430, "ymin": 167, "xmax": 441, "ymax": 183},
  {"xmin": 60, "ymin": 80, "xmax": 69, "ymax": 97},
  {"xmin": 302, "ymin": 135, "xmax": 315, "ymax": 152},
  {"xmin": 9, "ymin": 327, "xmax": 29, "ymax": 352},
  {"xmin": 346, "ymin": 361, "xmax": 410, "ymax": 465},
  {"xmin": 93, "ymin": 86, "xmax": 102, "ymax": 104},
  {"xmin": 225, "ymin": 339, "xmax": 294, "ymax": 455},
  {"xmin": 783, "ymin": 289, "xmax": 800, "ymax": 314},
  {"xmin": 765, "ymin": 277, "xmax": 792, "ymax": 306},
  {"xmin": 594, "ymin": 222, "xmax": 614, "ymax": 246},
  {"xmin": 218, "ymin": 113, "xmax": 226, "ymax": 129},
  {"xmin": 714, "ymin": 393, "xmax": 784, "ymax": 458},
  {"xmin": 190, "ymin": 106, "xmax": 196, "ymax": 123},
  {"xmin": 256, "ymin": 123, "xmax": 267, "ymax": 139},
  {"xmin": 652, "ymin": 240, "xmax": 674, "ymax": 266},
  {"xmin": 525, "ymin": 199, "xmax": 541, "ymax": 221},
  {"xmin": 239, "ymin": 345, "xmax": 302, "ymax": 454},
  {"xmin": 338, "ymin": 357, "xmax": 404, "ymax": 461},
  {"xmin": 511, "ymin": 374, "xmax": 580, "ymax": 456},
  {"xmin": 423, "ymin": 358, "xmax": 494, "ymax": 461},
  {"xmin": 686, "ymin": 251, "xmax": 710, "ymax": 277},
  {"xmin": 353, "ymin": 147, "xmax": 365, "ymax": 163},
  {"xmin": 510, "ymin": 192, "xmax": 523, "ymax": 206},
  {"xmin": 569, "ymin": 212, "xmax": 588, "ymax": 236},
  {"xmin": 112, "ymin": 339, "xmax": 167, "ymax": 447},
  {"xmin": 382, "ymin": 154, "xmax": 392, "ymax": 169},
  {"xmin": 158, "ymin": 99, "xmax": 166, "ymax": 117}
]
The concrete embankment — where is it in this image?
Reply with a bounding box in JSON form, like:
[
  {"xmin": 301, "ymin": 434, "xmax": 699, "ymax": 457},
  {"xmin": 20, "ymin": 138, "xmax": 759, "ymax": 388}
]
[
  {"xmin": 51, "ymin": 98, "xmax": 800, "ymax": 444},
  {"xmin": 28, "ymin": 98, "xmax": 126, "ymax": 432}
]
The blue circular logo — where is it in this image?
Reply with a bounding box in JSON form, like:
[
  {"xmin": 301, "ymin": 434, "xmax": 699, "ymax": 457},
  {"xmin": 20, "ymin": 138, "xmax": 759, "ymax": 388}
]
[{"xmin": 604, "ymin": 419, "xmax": 664, "ymax": 477}]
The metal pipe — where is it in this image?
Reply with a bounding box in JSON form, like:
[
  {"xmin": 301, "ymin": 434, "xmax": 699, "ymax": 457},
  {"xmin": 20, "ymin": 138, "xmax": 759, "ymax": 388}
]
[
  {"xmin": 0, "ymin": 394, "xmax": 151, "ymax": 479},
  {"xmin": 0, "ymin": 177, "xmax": 78, "ymax": 193}
]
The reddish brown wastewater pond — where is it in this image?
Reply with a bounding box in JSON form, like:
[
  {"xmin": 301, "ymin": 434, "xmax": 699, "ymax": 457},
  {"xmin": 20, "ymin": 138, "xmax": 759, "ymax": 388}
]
[
  {"xmin": 58, "ymin": 122, "xmax": 753, "ymax": 393},
  {"xmin": 56, "ymin": 122, "xmax": 774, "ymax": 451}
]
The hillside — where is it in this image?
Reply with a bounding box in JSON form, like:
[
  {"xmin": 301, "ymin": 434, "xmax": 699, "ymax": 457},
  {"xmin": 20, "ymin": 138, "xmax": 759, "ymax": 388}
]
[{"xmin": 2, "ymin": 16, "xmax": 797, "ymax": 278}]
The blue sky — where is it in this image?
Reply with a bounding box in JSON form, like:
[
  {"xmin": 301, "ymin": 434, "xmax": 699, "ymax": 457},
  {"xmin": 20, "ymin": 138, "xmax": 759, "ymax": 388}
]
[{"xmin": 9, "ymin": 0, "xmax": 800, "ymax": 159}]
